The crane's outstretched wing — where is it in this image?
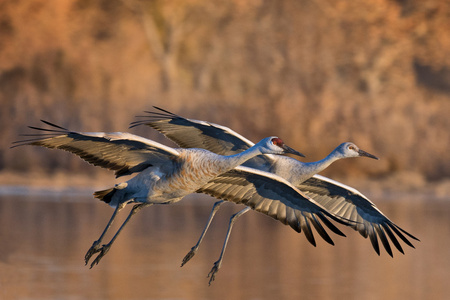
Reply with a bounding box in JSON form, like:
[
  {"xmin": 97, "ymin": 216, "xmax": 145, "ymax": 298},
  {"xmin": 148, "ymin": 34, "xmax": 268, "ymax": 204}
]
[
  {"xmin": 197, "ymin": 166, "xmax": 353, "ymax": 247},
  {"xmin": 130, "ymin": 106, "xmax": 274, "ymax": 169},
  {"xmin": 134, "ymin": 107, "xmax": 418, "ymax": 256},
  {"xmin": 299, "ymin": 175, "xmax": 420, "ymax": 256},
  {"xmin": 12, "ymin": 120, "xmax": 180, "ymax": 178}
]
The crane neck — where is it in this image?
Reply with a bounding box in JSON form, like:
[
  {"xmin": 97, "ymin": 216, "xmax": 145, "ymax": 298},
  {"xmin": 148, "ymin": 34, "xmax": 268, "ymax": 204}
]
[
  {"xmin": 225, "ymin": 145, "xmax": 265, "ymax": 168},
  {"xmin": 301, "ymin": 150, "xmax": 342, "ymax": 176}
]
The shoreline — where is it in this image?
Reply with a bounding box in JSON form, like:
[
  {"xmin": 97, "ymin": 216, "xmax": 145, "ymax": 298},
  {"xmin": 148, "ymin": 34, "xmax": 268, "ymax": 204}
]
[{"xmin": 0, "ymin": 170, "xmax": 449, "ymax": 200}]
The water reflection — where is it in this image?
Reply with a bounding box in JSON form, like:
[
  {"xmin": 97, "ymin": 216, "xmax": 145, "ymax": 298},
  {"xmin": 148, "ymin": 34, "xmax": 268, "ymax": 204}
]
[{"xmin": 0, "ymin": 190, "xmax": 448, "ymax": 300}]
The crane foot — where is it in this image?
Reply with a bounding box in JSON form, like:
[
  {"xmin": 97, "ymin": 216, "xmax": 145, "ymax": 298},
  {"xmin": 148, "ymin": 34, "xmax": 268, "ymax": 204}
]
[
  {"xmin": 84, "ymin": 240, "xmax": 102, "ymax": 265},
  {"xmin": 89, "ymin": 244, "xmax": 111, "ymax": 269},
  {"xmin": 181, "ymin": 247, "xmax": 197, "ymax": 267},
  {"xmin": 207, "ymin": 261, "xmax": 221, "ymax": 286}
]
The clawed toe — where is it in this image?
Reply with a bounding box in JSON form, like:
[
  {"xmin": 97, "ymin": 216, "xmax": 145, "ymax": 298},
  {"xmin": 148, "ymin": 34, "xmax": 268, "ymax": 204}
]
[
  {"xmin": 85, "ymin": 243, "xmax": 111, "ymax": 268},
  {"xmin": 90, "ymin": 244, "xmax": 111, "ymax": 268},
  {"xmin": 181, "ymin": 248, "xmax": 197, "ymax": 267},
  {"xmin": 207, "ymin": 262, "xmax": 221, "ymax": 285},
  {"xmin": 85, "ymin": 241, "xmax": 102, "ymax": 265}
]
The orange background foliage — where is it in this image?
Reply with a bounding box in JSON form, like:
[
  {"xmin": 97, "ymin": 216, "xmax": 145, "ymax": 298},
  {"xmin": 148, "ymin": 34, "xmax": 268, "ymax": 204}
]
[{"xmin": 1, "ymin": 0, "xmax": 449, "ymax": 181}]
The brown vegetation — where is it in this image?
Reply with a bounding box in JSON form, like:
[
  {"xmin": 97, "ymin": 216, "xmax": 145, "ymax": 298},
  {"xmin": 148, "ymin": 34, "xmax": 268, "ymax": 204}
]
[{"xmin": 1, "ymin": 0, "xmax": 449, "ymax": 182}]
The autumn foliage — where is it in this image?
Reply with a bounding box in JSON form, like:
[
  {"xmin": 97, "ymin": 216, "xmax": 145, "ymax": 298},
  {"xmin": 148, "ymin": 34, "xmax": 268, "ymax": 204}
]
[{"xmin": 1, "ymin": 0, "xmax": 449, "ymax": 181}]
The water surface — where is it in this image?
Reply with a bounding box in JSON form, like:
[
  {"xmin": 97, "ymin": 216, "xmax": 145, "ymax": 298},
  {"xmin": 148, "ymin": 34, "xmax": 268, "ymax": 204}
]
[{"xmin": 0, "ymin": 188, "xmax": 448, "ymax": 300}]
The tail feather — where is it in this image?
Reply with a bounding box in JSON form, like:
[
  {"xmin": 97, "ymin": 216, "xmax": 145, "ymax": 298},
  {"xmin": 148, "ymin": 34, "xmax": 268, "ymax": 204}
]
[{"xmin": 94, "ymin": 187, "xmax": 116, "ymax": 204}]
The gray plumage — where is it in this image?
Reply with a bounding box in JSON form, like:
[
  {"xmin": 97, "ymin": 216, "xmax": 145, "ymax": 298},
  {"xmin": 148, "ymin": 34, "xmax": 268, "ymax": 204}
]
[
  {"xmin": 131, "ymin": 107, "xmax": 419, "ymax": 258},
  {"xmin": 13, "ymin": 120, "xmax": 352, "ymax": 283}
]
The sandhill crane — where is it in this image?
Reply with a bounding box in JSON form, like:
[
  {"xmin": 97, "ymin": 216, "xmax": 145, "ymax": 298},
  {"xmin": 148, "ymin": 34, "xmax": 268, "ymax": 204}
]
[
  {"xmin": 13, "ymin": 120, "xmax": 353, "ymax": 284},
  {"xmin": 130, "ymin": 107, "xmax": 419, "ymax": 265}
]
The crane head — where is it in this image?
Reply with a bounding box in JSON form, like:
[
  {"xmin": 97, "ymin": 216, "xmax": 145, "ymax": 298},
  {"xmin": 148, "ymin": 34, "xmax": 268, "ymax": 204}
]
[
  {"xmin": 338, "ymin": 142, "xmax": 379, "ymax": 160},
  {"xmin": 257, "ymin": 137, "xmax": 305, "ymax": 157}
]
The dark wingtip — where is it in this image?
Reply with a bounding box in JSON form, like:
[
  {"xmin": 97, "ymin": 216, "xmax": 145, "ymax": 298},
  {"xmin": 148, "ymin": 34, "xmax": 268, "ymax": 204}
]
[
  {"xmin": 128, "ymin": 122, "xmax": 140, "ymax": 129},
  {"xmin": 129, "ymin": 106, "xmax": 180, "ymax": 129},
  {"xmin": 40, "ymin": 120, "xmax": 68, "ymax": 130},
  {"xmin": 153, "ymin": 106, "xmax": 170, "ymax": 114}
]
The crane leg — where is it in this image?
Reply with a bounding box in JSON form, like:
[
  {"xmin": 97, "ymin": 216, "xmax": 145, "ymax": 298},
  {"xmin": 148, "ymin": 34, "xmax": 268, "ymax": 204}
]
[
  {"xmin": 88, "ymin": 203, "xmax": 153, "ymax": 268},
  {"xmin": 208, "ymin": 207, "xmax": 251, "ymax": 285},
  {"xmin": 181, "ymin": 200, "xmax": 225, "ymax": 267},
  {"xmin": 85, "ymin": 202, "xmax": 126, "ymax": 265}
]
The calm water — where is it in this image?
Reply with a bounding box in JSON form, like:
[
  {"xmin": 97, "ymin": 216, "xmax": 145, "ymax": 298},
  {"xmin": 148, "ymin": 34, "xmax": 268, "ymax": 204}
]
[{"xmin": 0, "ymin": 187, "xmax": 448, "ymax": 300}]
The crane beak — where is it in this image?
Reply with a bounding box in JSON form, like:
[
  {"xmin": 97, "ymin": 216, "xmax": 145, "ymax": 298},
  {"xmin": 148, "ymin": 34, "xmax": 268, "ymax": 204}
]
[
  {"xmin": 358, "ymin": 149, "xmax": 379, "ymax": 160},
  {"xmin": 281, "ymin": 144, "xmax": 305, "ymax": 157}
]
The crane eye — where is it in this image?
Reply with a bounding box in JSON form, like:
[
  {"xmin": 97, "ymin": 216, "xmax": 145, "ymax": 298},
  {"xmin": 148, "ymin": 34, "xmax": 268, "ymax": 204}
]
[
  {"xmin": 348, "ymin": 145, "xmax": 355, "ymax": 150},
  {"xmin": 271, "ymin": 137, "xmax": 284, "ymax": 146}
]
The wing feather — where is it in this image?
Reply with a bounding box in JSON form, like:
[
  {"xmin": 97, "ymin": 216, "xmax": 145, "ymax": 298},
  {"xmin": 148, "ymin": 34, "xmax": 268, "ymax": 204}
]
[
  {"xmin": 309, "ymin": 214, "xmax": 334, "ymax": 245},
  {"xmin": 382, "ymin": 224, "xmax": 404, "ymax": 254},
  {"xmin": 299, "ymin": 212, "xmax": 316, "ymax": 246},
  {"xmin": 130, "ymin": 107, "xmax": 275, "ymax": 169},
  {"xmin": 13, "ymin": 120, "xmax": 180, "ymax": 177},
  {"xmin": 299, "ymin": 175, "xmax": 419, "ymax": 256},
  {"xmin": 375, "ymin": 224, "xmax": 393, "ymax": 257},
  {"xmin": 368, "ymin": 224, "xmax": 380, "ymax": 255},
  {"xmin": 197, "ymin": 166, "xmax": 351, "ymax": 247},
  {"xmin": 130, "ymin": 107, "xmax": 419, "ymax": 256}
]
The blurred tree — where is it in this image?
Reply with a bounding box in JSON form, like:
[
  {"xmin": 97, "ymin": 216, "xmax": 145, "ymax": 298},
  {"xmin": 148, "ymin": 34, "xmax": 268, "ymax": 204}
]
[{"xmin": 1, "ymin": 0, "xmax": 449, "ymax": 181}]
